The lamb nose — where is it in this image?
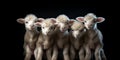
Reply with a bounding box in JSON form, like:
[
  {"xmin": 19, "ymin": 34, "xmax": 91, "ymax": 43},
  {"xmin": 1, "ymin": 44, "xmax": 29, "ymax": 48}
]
[{"xmin": 31, "ymin": 25, "xmax": 34, "ymax": 29}]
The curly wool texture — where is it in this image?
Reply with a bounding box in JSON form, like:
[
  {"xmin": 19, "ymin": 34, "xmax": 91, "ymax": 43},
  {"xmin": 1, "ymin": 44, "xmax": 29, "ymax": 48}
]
[
  {"xmin": 84, "ymin": 13, "xmax": 97, "ymax": 21},
  {"xmin": 42, "ymin": 18, "xmax": 54, "ymax": 27},
  {"xmin": 71, "ymin": 21, "xmax": 84, "ymax": 30},
  {"xmin": 56, "ymin": 14, "xmax": 70, "ymax": 23},
  {"xmin": 25, "ymin": 14, "xmax": 37, "ymax": 21}
]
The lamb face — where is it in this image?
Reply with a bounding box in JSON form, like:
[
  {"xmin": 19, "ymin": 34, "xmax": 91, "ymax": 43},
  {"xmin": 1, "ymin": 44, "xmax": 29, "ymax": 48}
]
[
  {"xmin": 17, "ymin": 14, "xmax": 37, "ymax": 31},
  {"xmin": 17, "ymin": 14, "xmax": 39, "ymax": 60},
  {"xmin": 69, "ymin": 20, "xmax": 86, "ymax": 60},
  {"xmin": 34, "ymin": 18, "xmax": 56, "ymax": 36},
  {"xmin": 76, "ymin": 13, "xmax": 105, "ymax": 29},
  {"xmin": 55, "ymin": 14, "xmax": 70, "ymax": 32},
  {"xmin": 69, "ymin": 19, "xmax": 85, "ymax": 38}
]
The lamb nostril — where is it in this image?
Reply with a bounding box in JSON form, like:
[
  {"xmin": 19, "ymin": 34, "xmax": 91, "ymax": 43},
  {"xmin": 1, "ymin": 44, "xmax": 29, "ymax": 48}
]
[{"xmin": 37, "ymin": 27, "xmax": 41, "ymax": 32}]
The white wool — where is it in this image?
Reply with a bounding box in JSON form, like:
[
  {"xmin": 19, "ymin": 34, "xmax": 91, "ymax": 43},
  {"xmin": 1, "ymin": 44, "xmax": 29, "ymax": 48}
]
[
  {"xmin": 41, "ymin": 18, "xmax": 55, "ymax": 35},
  {"xmin": 24, "ymin": 14, "xmax": 37, "ymax": 30},
  {"xmin": 71, "ymin": 21, "xmax": 83, "ymax": 30},
  {"xmin": 25, "ymin": 14, "xmax": 37, "ymax": 21},
  {"xmin": 42, "ymin": 18, "xmax": 54, "ymax": 27},
  {"xmin": 84, "ymin": 13, "xmax": 97, "ymax": 21},
  {"xmin": 56, "ymin": 14, "xmax": 70, "ymax": 23},
  {"xmin": 72, "ymin": 30, "xmax": 79, "ymax": 38}
]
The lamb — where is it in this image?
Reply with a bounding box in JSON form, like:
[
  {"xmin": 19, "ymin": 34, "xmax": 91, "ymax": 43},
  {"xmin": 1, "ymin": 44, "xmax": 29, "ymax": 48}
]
[
  {"xmin": 52, "ymin": 14, "xmax": 70, "ymax": 60},
  {"xmin": 16, "ymin": 14, "xmax": 39, "ymax": 60},
  {"xmin": 34, "ymin": 18, "xmax": 57, "ymax": 60},
  {"xmin": 76, "ymin": 13, "xmax": 107, "ymax": 60},
  {"xmin": 68, "ymin": 19, "xmax": 86, "ymax": 60}
]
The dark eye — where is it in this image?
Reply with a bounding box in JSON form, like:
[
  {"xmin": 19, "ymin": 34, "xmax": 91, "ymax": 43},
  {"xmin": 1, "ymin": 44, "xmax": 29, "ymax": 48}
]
[
  {"xmin": 26, "ymin": 22, "xmax": 28, "ymax": 23},
  {"xmin": 42, "ymin": 27, "xmax": 44, "ymax": 29},
  {"xmin": 84, "ymin": 21, "xmax": 87, "ymax": 23},
  {"xmin": 52, "ymin": 26, "xmax": 56, "ymax": 30},
  {"xmin": 82, "ymin": 22, "xmax": 84, "ymax": 24},
  {"xmin": 50, "ymin": 27, "xmax": 53, "ymax": 29}
]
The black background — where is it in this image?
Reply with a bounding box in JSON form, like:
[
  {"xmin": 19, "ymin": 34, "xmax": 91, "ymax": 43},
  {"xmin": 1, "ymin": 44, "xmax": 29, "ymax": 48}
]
[{"xmin": 2, "ymin": 0, "xmax": 118, "ymax": 60}]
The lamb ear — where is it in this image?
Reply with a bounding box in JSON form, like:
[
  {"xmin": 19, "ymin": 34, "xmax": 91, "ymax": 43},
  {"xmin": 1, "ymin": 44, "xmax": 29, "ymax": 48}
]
[
  {"xmin": 76, "ymin": 17, "xmax": 84, "ymax": 22},
  {"xmin": 96, "ymin": 17, "xmax": 105, "ymax": 23},
  {"xmin": 16, "ymin": 18, "xmax": 25, "ymax": 24},
  {"xmin": 50, "ymin": 18, "xmax": 56, "ymax": 23},
  {"xmin": 36, "ymin": 18, "xmax": 44, "ymax": 22}
]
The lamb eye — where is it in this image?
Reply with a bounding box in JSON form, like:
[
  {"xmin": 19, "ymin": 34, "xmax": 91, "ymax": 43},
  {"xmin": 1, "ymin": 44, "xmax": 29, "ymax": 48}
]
[
  {"xmin": 26, "ymin": 22, "xmax": 28, "ymax": 23},
  {"xmin": 42, "ymin": 27, "xmax": 44, "ymax": 29},
  {"xmin": 50, "ymin": 27, "xmax": 53, "ymax": 29}
]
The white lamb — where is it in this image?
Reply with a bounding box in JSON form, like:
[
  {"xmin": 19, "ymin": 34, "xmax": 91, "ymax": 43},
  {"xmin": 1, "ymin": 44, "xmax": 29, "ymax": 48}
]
[
  {"xmin": 17, "ymin": 14, "xmax": 39, "ymax": 60},
  {"xmin": 52, "ymin": 14, "xmax": 70, "ymax": 60},
  {"xmin": 68, "ymin": 19, "xmax": 86, "ymax": 60},
  {"xmin": 76, "ymin": 13, "xmax": 107, "ymax": 60},
  {"xmin": 34, "ymin": 18, "xmax": 56, "ymax": 60}
]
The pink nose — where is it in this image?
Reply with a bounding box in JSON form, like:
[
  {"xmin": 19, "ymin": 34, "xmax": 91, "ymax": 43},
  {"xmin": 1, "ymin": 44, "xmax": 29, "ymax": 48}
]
[{"xmin": 31, "ymin": 25, "xmax": 35, "ymax": 29}]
